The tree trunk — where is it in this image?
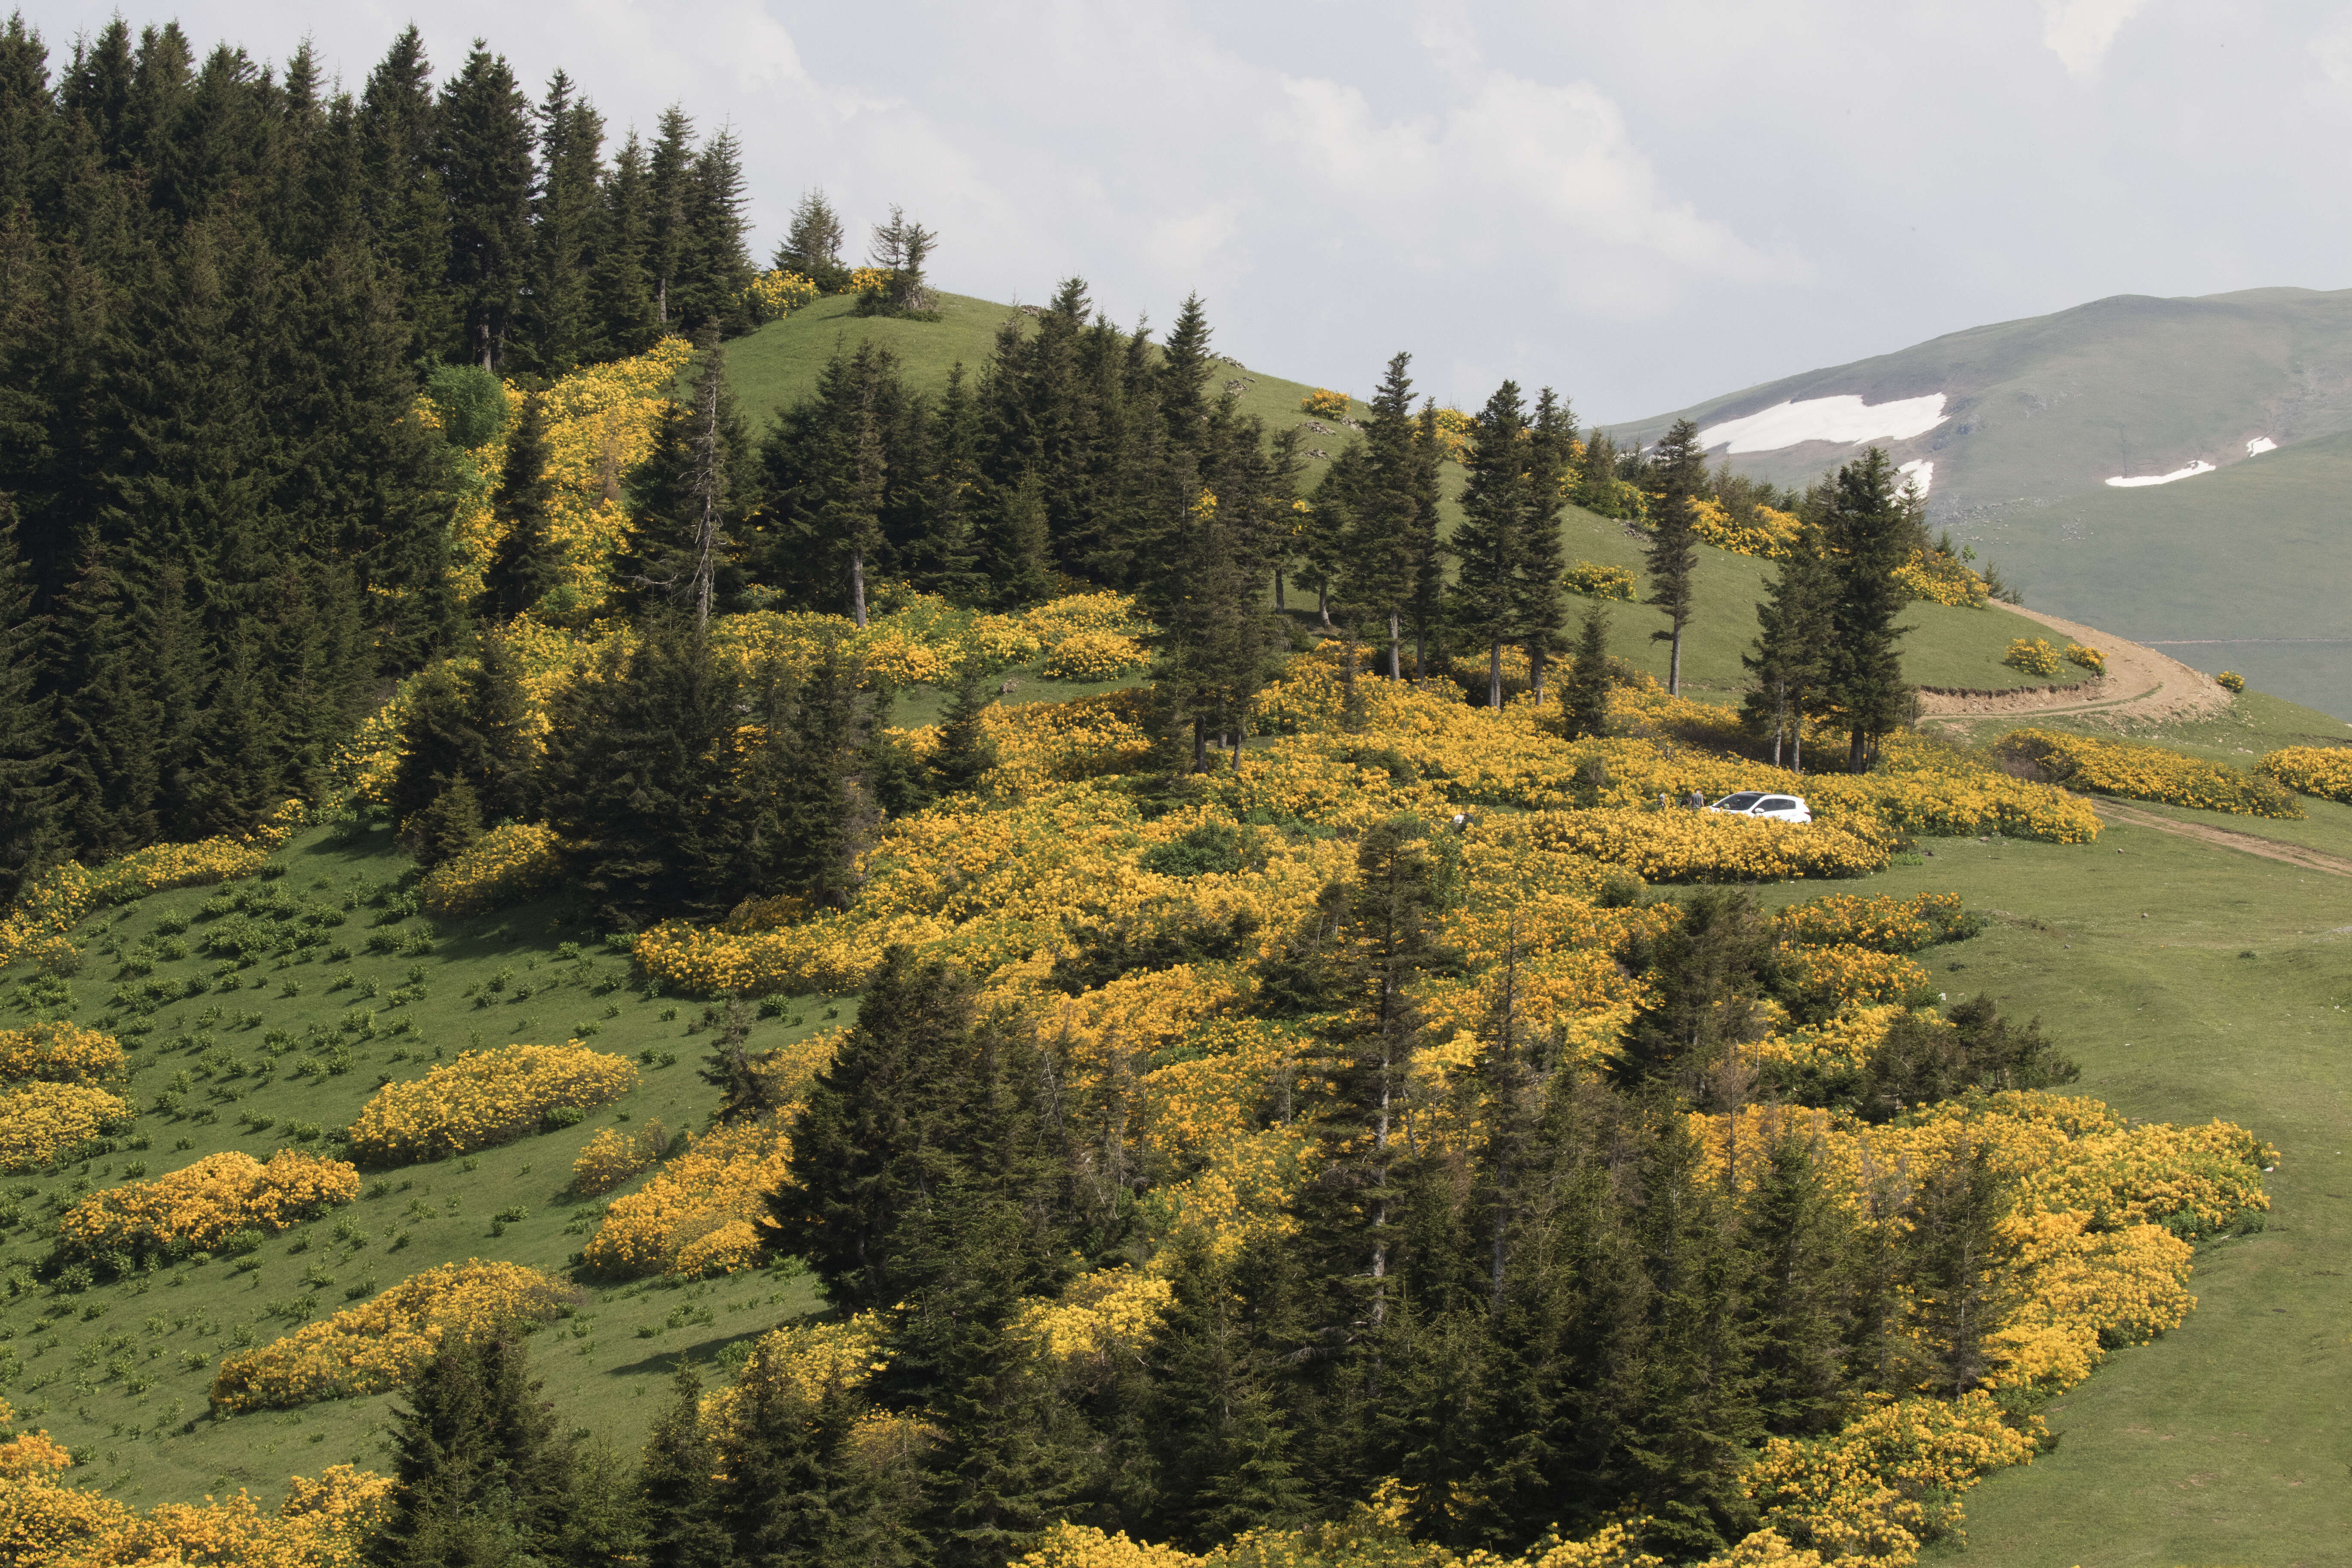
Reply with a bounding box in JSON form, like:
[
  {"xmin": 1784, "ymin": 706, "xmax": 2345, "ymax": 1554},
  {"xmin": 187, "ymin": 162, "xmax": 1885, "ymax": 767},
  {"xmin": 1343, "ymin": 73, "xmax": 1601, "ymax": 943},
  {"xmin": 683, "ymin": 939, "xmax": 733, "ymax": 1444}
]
[
  {"xmin": 1318, "ymin": 581, "xmax": 1331, "ymax": 629},
  {"xmin": 1415, "ymin": 624, "xmax": 1427, "ymax": 687},
  {"xmin": 1192, "ymin": 714, "xmax": 1209, "ymax": 773},
  {"xmin": 1669, "ymin": 622, "xmax": 1684, "ymax": 696},
  {"xmin": 1274, "ymin": 568, "xmax": 1286, "ymax": 612},
  {"xmin": 1388, "ymin": 610, "xmax": 1402, "ymax": 681},
  {"xmin": 1529, "ymin": 645, "xmax": 1546, "ymax": 706},
  {"xmin": 1772, "ymin": 686, "xmax": 1785, "ymax": 769},
  {"xmin": 1849, "ymin": 727, "xmax": 1868, "ymax": 774},
  {"xmin": 656, "ymin": 276, "xmax": 667, "ymax": 325},
  {"xmin": 850, "ymin": 547, "xmax": 867, "ymax": 629},
  {"xmin": 1488, "ymin": 638, "xmax": 1503, "ymax": 710}
]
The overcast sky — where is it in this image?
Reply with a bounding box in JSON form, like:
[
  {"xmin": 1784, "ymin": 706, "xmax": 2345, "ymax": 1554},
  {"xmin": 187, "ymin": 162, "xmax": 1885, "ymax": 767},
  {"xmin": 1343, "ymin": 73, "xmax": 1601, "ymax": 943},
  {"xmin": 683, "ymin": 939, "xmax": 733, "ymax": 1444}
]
[{"xmin": 24, "ymin": 0, "xmax": 2352, "ymax": 419}]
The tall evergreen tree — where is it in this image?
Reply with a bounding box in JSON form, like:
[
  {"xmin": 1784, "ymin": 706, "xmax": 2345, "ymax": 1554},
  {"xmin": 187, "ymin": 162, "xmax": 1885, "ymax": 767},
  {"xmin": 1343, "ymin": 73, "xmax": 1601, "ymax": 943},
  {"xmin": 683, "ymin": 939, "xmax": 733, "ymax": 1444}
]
[
  {"xmin": 1561, "ymin": 602, "xmax": 1613, "ymax": 742},
  {"xmin": 1644, "ymin": 418, "xmax": 1706, "ymax": 696},
  {"xmin": 438, "ymin": 43, "xmax": 534, "ymax": 371},
  {"xmin": 1742, "ymin": 513, "xmax": 1833, "ymax": 769},
  {"xmin": 775, "ymin": 187, "xmax": 848, "ymax": 290},
  {"xmin": 637, "ymin": 1367, "xmax": 731, "ymax": 1568},
  {"xmin": 519, "ymin": 70, "xmax": 601, "ymax": 374},
  {"xmin": 369, "ymin": 1332, "xmax": 574, "ymax": 1568},
  {"xmin": 1821, "ymin": 447, "xmax": 1913, "ymax": 772},
  {"xmin": 482, "ymin": 389, "xmax": 560, "ymax": 620},
  {"xmin": 1448, "ymin": 381, "xmax": 1531, "ymax": 708},
  {"xmin": 1336, "ymin": 355, "xmax": 1424, "ymax": 680},
  {"xmin": 1515, "ymin": 389, "xmax": 1573, "ymax": 700},
  {"xmin": 0, "ymin": 509, "xmax": 61, "ymax": 903}
]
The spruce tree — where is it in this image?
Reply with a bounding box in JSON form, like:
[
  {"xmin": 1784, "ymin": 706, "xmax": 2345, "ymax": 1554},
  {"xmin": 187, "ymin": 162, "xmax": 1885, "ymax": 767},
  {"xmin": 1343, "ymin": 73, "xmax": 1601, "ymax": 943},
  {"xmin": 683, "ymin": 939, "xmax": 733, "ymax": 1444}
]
[
  {"xmin": 356, "ymin": 27, "xmax": 454, "ymax": 364},
  {"xmin": 590, "ymin": 131, "xmax": 658, "ymax": 355},
  {"xmin": 483, "ymin": 389, "xmax": 561, "ymax": 620},
  {"xmin": 463, "ymin": 623, "xmax": 536, "ymax": 822},
  {"xmin": 438, "ymin": 44, "xmax": 535, "ymax": 371},
  {"xmin": 930, "ymin": 668, "xmax": 999, "ymax": 796},
  {"xmin": 1613, "ymin": 888, "xmax": 1779, "ymax": 1108},
  {"xmin": 1644, "ymin": 418, "xmax": 1706, "ymax": 695},
  {"xmin": 775, "ymin": 188, "xmax": 848, "ymax": 291},
  {"xmin": 1822, "ymin": 447, "xmax": 1913, "ymax": 772},
  {"xmin": 1336, "ymin": 355, "xmax": 1423, "ymax": 680},
  {"xmin": 519, "ymin": 70, "xmax": 601, "ymax": 374},
  {"xmin": 1900, "ymin": 1140, "xmax": 2017, "ymax": 1394},
  {"xmin": 985, "ymin": 473, "xmax": 1057, "ymax": 609},
  {"xmin": 1742, "ymin": 514, "xmax": 1833, "ymax": 769},
  {"xmin": 370, "ymin": 1332, "xmax": 573, "ymax": 1568},
  {"xmin": 1737, "ymin": 1131, "xmax": 1862, "ymax": 1436},
  {"xmin": 1447, "ymin": 381, "xmax": 1531, "ymax": 708},
  {"xmin": 1515, "ymin": 389, "xmax": 1574, "ymax": 700},
  {"xmin": 0, "ymin": 508, "xmax": 60, "ymax": 904},
  {"xmin": 1562, "ymin": 603, "xmax": 1613, "ymax": 741},
  {"xmin": 637, "ymin": 1367, "xmax": 731, "ymax": 1568}
]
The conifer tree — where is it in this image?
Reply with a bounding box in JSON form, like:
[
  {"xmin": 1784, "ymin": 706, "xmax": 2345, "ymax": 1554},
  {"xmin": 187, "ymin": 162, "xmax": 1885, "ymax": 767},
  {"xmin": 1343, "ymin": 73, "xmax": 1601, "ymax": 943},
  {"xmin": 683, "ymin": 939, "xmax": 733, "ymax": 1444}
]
[
  {"xmin": 1448, "ymin": 381, "xmax": 1531, "ymax": 708},
  {"xmin": 929, "ymin": 668, "xmax": 999, "ymax": 796},
  {"xmin": 776, "ymin": 188, "xmax": 848, "ymax": 291},
  {"xmin": 1742, "ymin": 514, "xmax": 1832, "ymax": 769},
  {"xmin": 1822, "ymin": 447, "xmax": 1913, "ymax": 772},
  {"xmin": 1737, "ymin": 1132, "xmax": 1862, "ymax": 1437},
  {"xmin": 1900, "ymin": 1140, "xmax": 2016, "ymax": 1394},
  {"xmin": 1406, "ymin": 403, "xmax": 1448, "ymax": 681},
  {"xmin": 463, "ymin": 623, "xmax": 536, "ymax": 821},
  {"xmin": 1645, "ymin": 418, "xmax": 1706, "ymax": 695},
  {"xmin": 637, "ymin": 1367, "xmax": 731, "ymax": 1568},
  {"xmin": 438, "ymin": 44, "xmax": 535, "ymax": 371},
  {"xmin": 1613, "ymin": 888, "xmax": 1779, "ymax": 1107},
  {"xmin": 0, "ymin": 510, "xmax": 61, "ymax": 904},
  {"xmin": 1337, "ymin": 355, "xmax": 1424, "ymax": 680},
  {"xmin": 356, "ymin": 27, "xmax": 453, "ymax": 364},
  {"xmin": 520, "ymin": 70, "xmax": 601, "ymax": 374},
  {"xmin": 370, "ymin": 1332, "xmax": 573, "ymax": 1568},
  {"xmin": 1516, "ymin": 389, "xmax": 1574, "ymax": 700},
  {"xmin": 984, "ymin": 473, "xmax": 1057, "ymax": 609},
  {"xmin": 1562, "ymin": 603, "xmax": 1613, "ymax": 741},
  {"xmin": 591, "ymin": 131, "xmax": 658, "ymax": 355},
  {"xmin": 647, "ymin": 106, "xmax": 694, "ymax": 327},
  {"xmin": 484, "ymin": 389, "xmax": 560, "ymax": 620},
  {"xmin": 619, "ymin": 332, "xmax": 753, "ymax": 627}
]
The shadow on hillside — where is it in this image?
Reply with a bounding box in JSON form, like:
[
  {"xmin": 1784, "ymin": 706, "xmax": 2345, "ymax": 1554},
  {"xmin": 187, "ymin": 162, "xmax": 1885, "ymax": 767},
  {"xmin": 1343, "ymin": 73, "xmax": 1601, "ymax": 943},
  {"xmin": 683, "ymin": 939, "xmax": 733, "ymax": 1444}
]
[{"xmin": 603, "ymin": 1323, "xmax": 812, "ymax": 1378}]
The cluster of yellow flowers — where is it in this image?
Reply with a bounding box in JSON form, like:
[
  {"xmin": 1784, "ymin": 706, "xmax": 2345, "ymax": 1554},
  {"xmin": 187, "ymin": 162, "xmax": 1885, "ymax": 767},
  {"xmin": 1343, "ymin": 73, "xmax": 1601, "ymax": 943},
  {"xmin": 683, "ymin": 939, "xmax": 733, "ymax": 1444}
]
[
  {"xmin": 209, "ymin": 1260, "xmax": 582, "ymax": 1412},
  {"xmin": 346, "ymin": 1043, "xmax": 639, "ymax": 1165},
  {"xmin": 1041, "ymin": 628, "xmax": 1154, "ymax": 683},
  {"xmin": 1009, "ymin": 1268, "xmax": 1179, "ymax": 1369},
  {"xmin": 443, "ymin": 338, "xmax": 697, "ymax": 607},
  {"xmin": 0, "ymin": 1082, "xmax": 131, "ymax": 1172},
  {"xmin": 1994, "ymin": 728, "xmax": 2302, "ymax": 818},
  {"xmin": 846, "ymin": 265, "xmax": 894, "ymax": 296},
  {"xmin": 747, "ymin": 268, "xmax": 820, "ymax": 318},
  {"xmin": 0, "ymin": 798, "xmax": 304, "ymax": 971},
  {"xmin": 2216, "ymin": 670, "xmax": 2245, "ymax": 694},
  {"xmin": 1771, "ymin": 892, "xmax": 1969, "ymax": 953},
  {"xmin": 2062, "ymin": 642, "xmax": 2104, "ymax": 675},
  {"xmin": 2002, "ymin": 638, "xmax": 2063, "ymax": 677},
  {"xmin": 2256, "ymin": 744, "xmax": 2352, "ymax": 804},
  {"xmin": 1776, "ymin": 944, "xmax": 1935, "ymax": 1011},
  {"xmin": 1562, "ymin": 560, "xmax": 1637, "ymax": 601},
  {"xmin": 0, "ymin": 1424, "xmax": 389, "ymax": 1568},
  {"xmin": 1513, "ymin": 808, "xmax": 1892, "ymax": 882},
  {"xmin": 584, "ymin": 1110, "xmax": 796, "ymax": 1277},
  {"xmin": 569, "ymin": 1120, "xmax": 671, "ymax": 1196},
  {"xmin": 416, "ymin": 823, "xmax": 568, "ymax": 916},
  {"xmin": 0, "ymin": 1021, "xmax": 123, "ymax": 1083},
  {"xmin": 58, "ymin": 1150, "xmax": 359, "ymax": 1257},
  {"xmin": 1688, "ymin": 497, "xmax": 1801, "ymax": 559},
  {"xmin": 1299, "ymin": 389, "xmax": 1353, "ymax": 420},
  {"xmin": 1891, "ymin": 549, "xmax": 1990, "ymax": 608},
  {"xmin": 1427, "ymin": 407, "xmax": 1478, "ymax": 463}
]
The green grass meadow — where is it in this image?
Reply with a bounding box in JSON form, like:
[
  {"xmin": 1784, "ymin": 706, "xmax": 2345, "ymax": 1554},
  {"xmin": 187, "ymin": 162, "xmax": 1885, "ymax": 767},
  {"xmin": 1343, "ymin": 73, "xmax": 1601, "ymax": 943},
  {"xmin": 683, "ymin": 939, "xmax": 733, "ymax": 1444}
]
[{"xmin": 0, "ymin": 825, "xmax": 842, "ymax": 1507}]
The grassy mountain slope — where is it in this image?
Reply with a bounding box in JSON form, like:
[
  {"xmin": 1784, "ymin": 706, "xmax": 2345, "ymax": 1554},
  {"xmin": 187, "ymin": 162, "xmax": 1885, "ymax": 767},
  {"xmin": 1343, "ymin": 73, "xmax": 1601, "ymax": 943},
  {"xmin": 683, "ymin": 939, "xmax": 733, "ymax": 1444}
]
[
  {"xmin": 0, "ymin": 826, "xmax": 834, "ymax": 1507},
  {"xmin": 1604, "ymin": 286, "xmax": 2352, "ymax": 717}
]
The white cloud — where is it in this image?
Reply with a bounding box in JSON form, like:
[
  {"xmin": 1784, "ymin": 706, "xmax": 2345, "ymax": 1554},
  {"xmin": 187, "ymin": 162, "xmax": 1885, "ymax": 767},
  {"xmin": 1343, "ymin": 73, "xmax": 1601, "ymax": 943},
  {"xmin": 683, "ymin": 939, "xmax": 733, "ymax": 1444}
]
[{"xmin": 2042, "ymin": 0, "xmax": 2148, "ymax": 78}]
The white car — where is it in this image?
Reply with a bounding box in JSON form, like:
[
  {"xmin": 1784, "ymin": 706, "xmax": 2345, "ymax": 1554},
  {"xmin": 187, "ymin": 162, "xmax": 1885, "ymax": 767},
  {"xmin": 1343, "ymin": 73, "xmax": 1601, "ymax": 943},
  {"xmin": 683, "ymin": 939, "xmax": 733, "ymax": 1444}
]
[{"xmin": 1706, "ymin": 790, "xmax": 1812, "ymax": 824}]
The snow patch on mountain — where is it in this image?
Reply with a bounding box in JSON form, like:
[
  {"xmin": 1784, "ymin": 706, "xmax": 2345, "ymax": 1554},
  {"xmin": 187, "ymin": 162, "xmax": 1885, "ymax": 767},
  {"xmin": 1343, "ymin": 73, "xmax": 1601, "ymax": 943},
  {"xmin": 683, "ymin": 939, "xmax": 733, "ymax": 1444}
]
[
  {"xmin": 1698, "ymin": 393, "xmax": 1948, "ymax": 454},
  {"xmin": 1897, "ymin": 458, "xmax": 1934, "ymax": 496},
  {"xmin": 2245, "ymin": 436, "xmax": 2277, "ymax": 456},
  {"xmin": 2106, "ymin": 460, "xmax": 2216, "ymax": 488}
]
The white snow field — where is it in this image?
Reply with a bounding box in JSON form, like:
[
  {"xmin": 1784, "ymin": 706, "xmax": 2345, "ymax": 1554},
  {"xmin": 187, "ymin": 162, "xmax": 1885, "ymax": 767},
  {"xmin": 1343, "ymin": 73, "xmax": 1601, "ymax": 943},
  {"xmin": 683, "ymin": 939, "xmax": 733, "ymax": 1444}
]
[
  {"xmin": 2245, "ymin": 436, "xmax": 2278, "ymax": 456},
  {"xmin": 2105, "ymin": 459, "xmax": 2217, "ymax": 487},
  {"xmin": 1697, "ymin": 392, "xmax": 1948, "ymax": 454},
  {"xmin": 1897, "ymin": 458, "xmax": 1934, "ymax": 496}
]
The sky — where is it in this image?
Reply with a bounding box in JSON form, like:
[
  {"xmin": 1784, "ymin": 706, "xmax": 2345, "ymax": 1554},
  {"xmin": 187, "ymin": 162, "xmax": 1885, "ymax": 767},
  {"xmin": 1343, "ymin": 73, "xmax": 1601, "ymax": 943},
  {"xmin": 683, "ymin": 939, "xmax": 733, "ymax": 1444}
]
[{"xmin": 23, "ymin": 0, "xmax": 2352, "ymax": 420}]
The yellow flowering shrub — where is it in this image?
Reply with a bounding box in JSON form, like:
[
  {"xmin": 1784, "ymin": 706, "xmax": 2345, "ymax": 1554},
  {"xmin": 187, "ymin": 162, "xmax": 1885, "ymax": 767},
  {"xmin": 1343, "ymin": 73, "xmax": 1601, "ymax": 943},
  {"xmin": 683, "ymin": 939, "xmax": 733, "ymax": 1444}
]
[
  {"xmin": 1748, "ymin": 1003, "xmax": 1909, "ymax": 1078},
  {"xmin": 209, "ymin": 1260, "xmax": 583, "ymax": 1412},
  {"xmin": 2216, "ymin": 670, "xmax": 2245, "ymax": 693},
  {"xmin": 346, "ymin": 1043, "xmax": 638, "ymax": 1165},
  {"xmin": 1995, "ymin": 728, "xmax": 2301, "ymax": 818},
  {"xmin": 0, "ymin": 1022, "xmax": 124, "ymax": 1084},
  {"xmin": 416, "ymin": 822, "xmax": 568, "ymax": 916},
  {"xmin": 1892, "ymin": 550, "xmax": 1989, "ymax": 608},
  {"xmin": 1687, "ymin": 498, "xmax": 1802, "ymax": 560},
  {"xmin": 1428, "ymin": 406, "xmax": 1477, "ymax": 463},
  {"xmin": 1010, "ymin": 1269, "xmax": 1178, "ymax": 1369},
  {"xmin": 1300, "ymin": 389, "xmax": 1353, "ymax": 420},
  {"xmin": 0, "ymin": 1081, "xmax": 132, "ymax": 1171},
  {"xmin": 1513, "ymin": 808, "xmax": 1891, "ymax": 882},
  {"xmin": 569, "ymin": 1120, "xmax": 672, "ymax": 1196},
  {"xmin": 846, "ymin": 265, "xmax": 894, "ymax": 297},
  {"xmin": 2257, "ymin": 744, "xmax": 2352, "ymax": 804},
  {"xmin": 0, "ymin": 799, "xmax": 304, "ymax": 972},
  {"xmin": 1986, "ymin": 1212, "xmax": 2193, "ymax": 1392},
  {"xmin": 0, "ymin": 1458, "xmax": 390, "ymax": 1568},
  {"xmin": 59, "ymin": 1150, "xmax": 359, "ymax": 1258},
  {"xmin": 2062, "ymin": 643, "xmax": 2104, "ymax": 675},
  {"xmin": 1563, "ymin": 560, "xmax": 1638, "ymax": 601},
  {"xmin": 1778, "ymin": 945, "xmax": 1935, "ymax": 1012},
  {"xmin": 444, "ymin": 339, "xmax": 696, "ymax": 606},
  {"xmin": 1771, "ymin": 893, "xmax": 1971, "ymax": 953},
  {"xmin": 2002, "ymin": 638, "xmax": 2062, "ymax": 677},
  {"xmin": 1041, "ymin": 629, "xmax": 1153, "ymax": 683},
  {"xmin": 583, "ymin": 1111, "xmax": 796, "ymax": 1277},
  {"xmin": 747, "ymin": 268, "xmax": 819, "ymax": 317}
]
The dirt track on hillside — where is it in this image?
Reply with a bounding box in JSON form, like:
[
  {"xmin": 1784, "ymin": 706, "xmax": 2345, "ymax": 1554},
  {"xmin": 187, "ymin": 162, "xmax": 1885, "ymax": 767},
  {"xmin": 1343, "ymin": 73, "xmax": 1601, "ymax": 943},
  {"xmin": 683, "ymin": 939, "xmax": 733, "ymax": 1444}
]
[
  {"xmin": 2093, "ymin": 799, "xmax": 2352, "ymax": 878},
  {"xmin": 1916, "ymin": 606, "xmax": 2232, "ymax": 726}
]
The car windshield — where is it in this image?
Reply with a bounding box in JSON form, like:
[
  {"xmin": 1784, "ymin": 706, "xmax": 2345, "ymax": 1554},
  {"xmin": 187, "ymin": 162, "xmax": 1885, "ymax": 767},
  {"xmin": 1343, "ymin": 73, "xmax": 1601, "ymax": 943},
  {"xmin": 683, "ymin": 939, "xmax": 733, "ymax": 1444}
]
[{"xmin": 1714, "ymin": 793, "xmax": 1764, "ymax": 810}]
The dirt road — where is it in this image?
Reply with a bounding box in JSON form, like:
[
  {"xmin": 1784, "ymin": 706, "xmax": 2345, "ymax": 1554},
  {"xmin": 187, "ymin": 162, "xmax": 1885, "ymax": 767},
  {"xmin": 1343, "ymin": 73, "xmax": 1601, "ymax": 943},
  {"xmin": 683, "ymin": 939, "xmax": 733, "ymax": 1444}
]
[
  {"xmin": 2093, "ymin": 799, "xmax": 2352, "ymax": 877},
  {"xmin": 1916, "ymin": 606, "xmax": 2231, "ymax": 726}
]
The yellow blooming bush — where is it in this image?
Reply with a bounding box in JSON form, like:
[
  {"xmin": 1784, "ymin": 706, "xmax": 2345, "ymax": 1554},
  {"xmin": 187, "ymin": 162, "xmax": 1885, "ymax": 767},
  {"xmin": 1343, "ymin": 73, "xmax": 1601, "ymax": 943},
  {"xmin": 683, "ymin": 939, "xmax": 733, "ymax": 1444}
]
[
  {"xmin": 443, "ymin": 338, "xmax": 696, "ymax": 606},
  {"xmin": 2257, "ymin": 744, "xmax": 2352, "ymax": 804},
  {"xmin": 569, "ymin": 1120, "xmax": 673, "ymax": 1196},
  {"xmin": 346, "ymin": 1043, "xmax": 638, "ymax": 1165},
  {"xmin": 209, "ymin": 1260, "xmax": 583, "ymax": 1412},
  {"xmin": 0, "ymin": 1455, "xmax": 390, "ymax": 1568},
  {"xmin": 1563, "ymin": 560, "xmax": 1638, "ymax": 601},
  {"xmin": 1428, "ymin": 407, "xmax": 1477, "ymax": 463},
  {"xmin": 1300, "ymin": 389, "xmax": 1353, "ymax": 420},
  {"xmin": 416, "ymin": 822, "xmax": 568, "ymax": 916},
  {"xmin": 1892, "ymin": 549, "xmax": 1989, "ymax": 608},
  {"xmin": 58, "ymin": 1150, "xmax": 359, "ymax": 1259},
  {"xmin": 1777, "ymin": 945, "xmax": 1935, "ymax": 1012},
  {"xmin": 2002, "ymin": 638, "xmax": 2062, "ymax": 677},
  {"xmin": 584, "ymin": 1111, "xmax": 796, "ymax": 1277},
  {"xmin": 1514, "ymin": 808, "xmax": 1891, "ymax": 883},
  {"xmin": 747, "ymin": 268, "xmax": 820, "ymax": 318},
  {"xmin": 0, "ymin": 1022, "xmax": 124, "ymax": 1084},
  {"xmin": 1771, "ymin": 893, "xmax": 1972, "ymax": 953},
  {"xmin": 1041, "ymin": 629, "xmax": 1154, "ymax": 683},
  {"xmin": 0, "ymin": 1082, "xmax": 132, "ymax": 1171},
  {"xmin": 2216, "ymin": 670, "xmax": 2245, "ymax": 693},
  {"xmin": 0, "ymin": 799, "xmax": 304, "ymax": 972},
  {"xmin": 1010, "ymin": 1268, "xmax": 1178, "ymax": 1370},
  {"xmin": 2062, "ymin": 642, "xmax": 2104, "ymax": 675},
  {"xmin": 1987, "ymin": 1211, "xmax": 2193, "ymax": 1392},
  {"xmin": 1994, "ymin": 728, "xmax": 2301, "ymax": 818}
]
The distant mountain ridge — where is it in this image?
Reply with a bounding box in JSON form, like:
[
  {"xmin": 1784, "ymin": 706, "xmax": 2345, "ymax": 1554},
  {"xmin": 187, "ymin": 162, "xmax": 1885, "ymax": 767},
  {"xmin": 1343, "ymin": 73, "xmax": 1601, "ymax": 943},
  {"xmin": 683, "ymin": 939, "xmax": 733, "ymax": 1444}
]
[{"xmin": 1607, "ymin": 287, "xmax": 2352, "ymax": 719}]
